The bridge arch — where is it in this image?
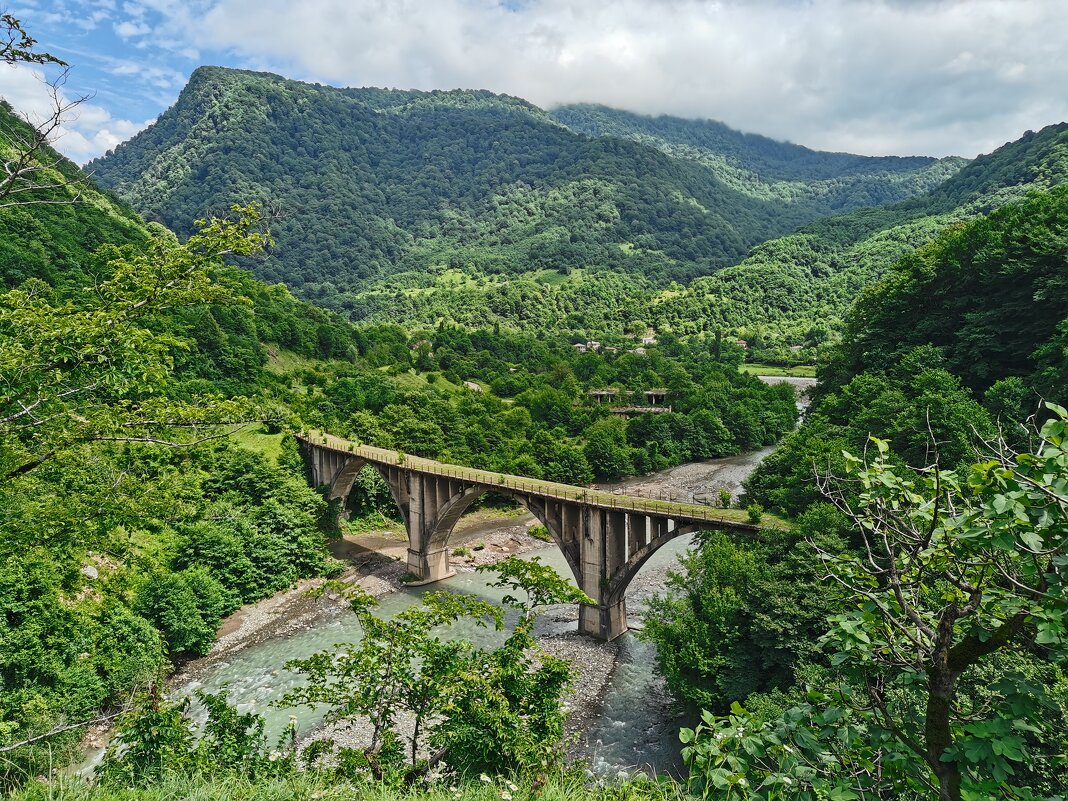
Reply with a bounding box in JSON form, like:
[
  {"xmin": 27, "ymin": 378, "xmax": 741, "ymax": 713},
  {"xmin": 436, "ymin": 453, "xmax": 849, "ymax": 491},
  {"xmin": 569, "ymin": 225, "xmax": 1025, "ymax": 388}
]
[
  {"xmin": 324, "ymin": 458, "xmax": 411, "ymax": 531},
  {"xmin": 299, "ymin": 433, "xmax": 767, "ymax": 641},
  {"xmin": 421, "ymin": 485, "xmax": 580, "ymax": 580},
  {"xmin": 603, "ymin": 522, "xmax": 705, "ymax": 609}
]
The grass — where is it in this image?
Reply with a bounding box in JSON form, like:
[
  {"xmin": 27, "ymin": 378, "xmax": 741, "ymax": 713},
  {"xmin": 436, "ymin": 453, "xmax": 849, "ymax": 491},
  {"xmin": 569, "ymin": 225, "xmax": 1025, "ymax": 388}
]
[
  {"xmin": 528, "ymin": 524, "xmax": 553, "ymax": 542},
  {"xmin": 264, "ymin": 348, "xmax": 319, "ymax": 375},
  {"xmin": 740, "ymin": 363, "xmax": 817, "ymax": 378},
  {"xmin": 530, "ymin": 268, "xmax": 571, "ymax": 285},
  {"xmin": 342, "ymin": 511, "xmax": 405, "ymax": 536},
  {"xmin": 11, "ymin": 770, "xmax": 682, "ymax": 801},
  {"xmin": 229, "ymin": 424, "xmax": 285, "ymax": 463},
  {"xmin": 392, "ymin": 369, "xmax": 463, "ymax": 392}
]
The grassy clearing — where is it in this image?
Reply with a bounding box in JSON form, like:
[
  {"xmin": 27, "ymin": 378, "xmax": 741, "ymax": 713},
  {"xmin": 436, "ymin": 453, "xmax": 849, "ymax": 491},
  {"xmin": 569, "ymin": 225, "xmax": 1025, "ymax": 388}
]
[
  {"xmin": 391, "ymin": 369, "xmax": 463, "ymax": 392},
  {"xmin": 264, "ymin": 348, "xmax": 319, "ymax": 374},
  {"xmin": 530, "ymin": 268, "xmax": 571, "ymax": 285},
  {"xmin": 466, "ymin": 503, "xmax": 529, "ymax": 520},
  {"xmin": 10, "ymin": 771, "xmax": 681, "ymax": 801},
  {"xmin": 740, "ymin": 363, "xmax": 817, "ymax": 378},
  {"xmin": 230, "ymin": 424, "xmax": 285, "ymax": 463},
  {"xmin": 342, "ymin": 511, "xmax": 406, "ymax": 536}
]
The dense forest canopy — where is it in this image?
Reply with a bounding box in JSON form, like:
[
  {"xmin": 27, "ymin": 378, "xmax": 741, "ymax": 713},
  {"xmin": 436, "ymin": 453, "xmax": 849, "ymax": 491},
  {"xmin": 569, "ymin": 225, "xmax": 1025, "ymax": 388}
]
[
  {"xmin": 88, "ymin": 67, "xmax": 967, "ymax": 343},
  {"xmin": 89, "ymin": 72, "xmax": 1068, "ymax": 354}
]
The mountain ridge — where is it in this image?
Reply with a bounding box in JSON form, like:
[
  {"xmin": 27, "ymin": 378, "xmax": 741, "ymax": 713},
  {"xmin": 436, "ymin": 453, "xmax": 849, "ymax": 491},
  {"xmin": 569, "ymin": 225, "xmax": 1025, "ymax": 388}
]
[{"xmin": 88, "ymin": 66, "xmax": 965, "ymax": 315}]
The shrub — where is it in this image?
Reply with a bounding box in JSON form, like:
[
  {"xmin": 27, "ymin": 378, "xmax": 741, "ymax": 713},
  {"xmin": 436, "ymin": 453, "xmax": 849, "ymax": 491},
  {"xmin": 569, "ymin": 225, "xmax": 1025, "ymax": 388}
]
[
  {"xmin": 528, "ymin": 524, "xmax": 553, "ymax": 542},
  {"xmin": 136, "ymin": 568, "xmax": 227, "ymax": 657},
  {"xmin": 746, "ymin": 503, "xmax": 763, "ymax": 524}
]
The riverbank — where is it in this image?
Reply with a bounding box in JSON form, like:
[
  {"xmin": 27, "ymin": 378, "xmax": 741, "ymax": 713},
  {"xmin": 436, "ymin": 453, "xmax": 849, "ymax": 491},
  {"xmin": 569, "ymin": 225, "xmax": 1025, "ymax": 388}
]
[
  {"xmin": 166, "ymin": 511, "xmax": 624, "ymax": 765},
  {"xmin": 91, "ymin": 444, "xmax": 782, "ymax": 775},
  {"xmin": 178, "ymin": 510, "xmax": 556, "ymax": 682}
]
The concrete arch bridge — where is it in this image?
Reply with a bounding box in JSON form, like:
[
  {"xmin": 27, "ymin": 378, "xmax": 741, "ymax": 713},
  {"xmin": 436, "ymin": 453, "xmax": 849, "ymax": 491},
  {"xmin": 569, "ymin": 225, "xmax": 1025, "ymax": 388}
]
[{"xmin": 298, "ymin": 432, "xmax": 776, "ymax": 640}]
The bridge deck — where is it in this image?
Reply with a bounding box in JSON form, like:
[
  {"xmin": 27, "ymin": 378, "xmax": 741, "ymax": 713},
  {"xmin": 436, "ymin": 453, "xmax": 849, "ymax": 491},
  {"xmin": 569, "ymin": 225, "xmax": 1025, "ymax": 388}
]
[{"xmin": 300, "ymin": 431, "xmax": 785, "ymax": 532}]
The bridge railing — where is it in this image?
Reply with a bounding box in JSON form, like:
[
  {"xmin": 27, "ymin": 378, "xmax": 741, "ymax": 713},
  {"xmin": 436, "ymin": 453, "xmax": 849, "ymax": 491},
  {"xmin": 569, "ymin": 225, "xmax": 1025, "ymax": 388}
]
[{"xmin": 302, "ymin": 431, "xmax": 777, "ymax": 530}]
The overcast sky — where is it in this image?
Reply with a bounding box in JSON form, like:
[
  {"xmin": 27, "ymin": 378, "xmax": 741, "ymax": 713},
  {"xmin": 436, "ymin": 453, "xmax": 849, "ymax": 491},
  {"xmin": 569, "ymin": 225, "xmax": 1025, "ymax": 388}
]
[{"xmin": 2, "ymin": 0, "xmax": 1066, "ymax": 164}]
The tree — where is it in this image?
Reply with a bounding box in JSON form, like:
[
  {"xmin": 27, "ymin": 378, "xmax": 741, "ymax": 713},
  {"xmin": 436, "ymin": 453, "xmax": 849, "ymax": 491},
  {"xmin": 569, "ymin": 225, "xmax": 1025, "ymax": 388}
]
[
  {"xmin": 584, "ymin": 415, "xmax": 634, "ymax": 480},
  {"xmin": 282, "ymin": 556, "xmax": 591, "ymax": 783},
  {"xmin": 1, "ymin": 14, "xmax": 64, "ymax": 65},
  {"xmin": 0, "ymin": 14, "xmax": 89, "ymax": 209},
  {"xmin": 683, "ymin": 408, "xmax": 1068, "ymax": 800},
  {"xmin": 0, "ymin": 206, "xmax": 270, "ymax": 483},
  {"xmin": 815, "ymin": 414, "xmax": 1068, "ymax": 800},
  {"xmin": 641, "ymin": 511, "xmax": 846, "ymax": 714}
]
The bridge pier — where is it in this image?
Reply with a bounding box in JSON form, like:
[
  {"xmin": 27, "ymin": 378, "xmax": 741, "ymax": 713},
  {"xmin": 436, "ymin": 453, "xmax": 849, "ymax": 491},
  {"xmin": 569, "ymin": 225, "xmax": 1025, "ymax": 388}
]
[
  {"xmin": 576, "ymin": 507, "xmax": 629, "ymax": 640},
  {"xmin": 578, "ymin": 598, "xmax": 627, "ymax": 641},
  {"xmin": 406, "ymin": 547, "xmax": 454, "ymax": 584}
]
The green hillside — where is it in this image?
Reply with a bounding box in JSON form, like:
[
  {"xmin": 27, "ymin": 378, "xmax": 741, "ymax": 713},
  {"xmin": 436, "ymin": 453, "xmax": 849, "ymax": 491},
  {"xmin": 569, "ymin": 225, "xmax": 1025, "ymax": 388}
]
[
  {"xmin": 656, "ymin": 122, "xmax": 1068, "ymax": 343},
  {"xmin": 551, "ymin": 103, "xmax": 966, "ymax": 210},
  {"xmin": 652, "ymin": 184, "xmax": 1068, "ymax": 801},
  {"xmin": 87, "ymin": 68, "xmax": 1068, "ymax": 353},
  {"xmin": 332, "ymin": 122, "xmax": 1068, "ymax": 352},
  {"xmin": 89, "ymin": 67, "xmax": 960, "ymax": 323},
  {"xmin": 0, "ymin": 100, "xmax": 149, "ymax": 289}
]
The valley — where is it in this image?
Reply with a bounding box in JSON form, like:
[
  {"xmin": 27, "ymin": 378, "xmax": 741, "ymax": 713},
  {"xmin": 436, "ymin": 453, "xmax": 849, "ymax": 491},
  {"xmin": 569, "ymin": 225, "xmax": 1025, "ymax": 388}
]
[
  {"xmin": 1, "ymin": 8, "xmax": 1067, "ymax": 801},
  {"xmin": 118, "ymin": 441, "xmax": 785, "ymax": 779}
]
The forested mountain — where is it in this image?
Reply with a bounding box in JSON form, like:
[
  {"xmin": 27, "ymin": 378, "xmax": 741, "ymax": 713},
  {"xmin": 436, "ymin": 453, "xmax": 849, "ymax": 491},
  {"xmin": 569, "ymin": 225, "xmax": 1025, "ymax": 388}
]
[
  {"xmin": 551, "ymin": 104, "xmax": 965, "ymax": 209},
  {"xmin": 89, "ymin": 67, "xmax": 960, "ymax": 329},
  {"xmin": 88, "ymin": 69, "xmax": 1068, "ymax": 353},
  {"xmin": 659, "ymin": 122, "xmax": 1068, "ymax": 343},
  {"xmin": 322, "ymin": 122, "xmax": 1068, "ymax": 353}
]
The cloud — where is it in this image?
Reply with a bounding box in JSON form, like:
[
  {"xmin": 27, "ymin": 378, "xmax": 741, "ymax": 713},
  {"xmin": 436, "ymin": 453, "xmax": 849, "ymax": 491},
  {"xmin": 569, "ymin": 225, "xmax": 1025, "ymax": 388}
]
[
  {"xmin": 103, "ymin": 58, "xmax": 186, "ymax": 90},
  {"xmin": 114, "ymin": 20, "xmax": 152, "ymax": 38},
  {"xmin": 152, "ymin": 0, "xmax": 1066, "ymax": 158},
  {"xmin": 10, "ymin": 0, "xmax": 1068, "ymax": 159},
  {"xmin": 0, "ymin": 65, "xmax": 149, "ymax": 163}
]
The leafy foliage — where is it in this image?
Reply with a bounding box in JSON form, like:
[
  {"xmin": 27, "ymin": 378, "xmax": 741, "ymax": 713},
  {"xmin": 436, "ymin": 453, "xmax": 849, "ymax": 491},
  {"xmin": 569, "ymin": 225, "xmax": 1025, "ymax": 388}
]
[
  {"xmin": 684, "ymin": 419, "xmax": 1068, "ymax": 800},
  {"xmin": 0, "ymin": 124, "xmax": 344, "ymax": 779},
  {"xmin": 282, "ymin": 557, "xmax": 592, "ymax": 784},
  {"xmin": 640, "ymin": 510, "xmax": 848, "ymax": 714},
  {"xmin": 832, "ymin": 184, "xmax": 1068, "ymax": 397},
  {"xmin": 662, "ymin": 184, "xmax": 1068, "ymax": 800},
  {"xmin": 99, "ymin": 687, "xmax": 296, "ymax": 787}
]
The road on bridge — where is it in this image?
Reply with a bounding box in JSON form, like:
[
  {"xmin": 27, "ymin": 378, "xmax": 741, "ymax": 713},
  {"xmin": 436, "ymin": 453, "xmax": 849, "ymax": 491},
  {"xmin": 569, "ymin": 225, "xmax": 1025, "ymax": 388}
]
[{"xmin": 302, "ymin": 430, "xmax": 786, "ymax": 531}]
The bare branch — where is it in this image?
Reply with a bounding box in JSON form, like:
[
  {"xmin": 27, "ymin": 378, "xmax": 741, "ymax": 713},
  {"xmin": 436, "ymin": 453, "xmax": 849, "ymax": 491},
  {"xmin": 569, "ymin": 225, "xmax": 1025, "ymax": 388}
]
[
  {"xmin": 0, "ymin": 709, "xmax": 125, "ymax": 753},
  {"xmin": 0, "ymin": 66, "xmax": 90, "ymax": 208}
]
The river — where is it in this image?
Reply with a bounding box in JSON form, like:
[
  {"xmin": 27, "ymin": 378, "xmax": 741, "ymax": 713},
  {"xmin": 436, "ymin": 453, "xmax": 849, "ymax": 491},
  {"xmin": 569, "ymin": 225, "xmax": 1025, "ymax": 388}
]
[
  {"xmin": 578, "ymin": 371, "xmax": 817, "ymax": 772},
  {"xmin": 93, "ymin": 376, "xmax": 814, "ymax": 776}
]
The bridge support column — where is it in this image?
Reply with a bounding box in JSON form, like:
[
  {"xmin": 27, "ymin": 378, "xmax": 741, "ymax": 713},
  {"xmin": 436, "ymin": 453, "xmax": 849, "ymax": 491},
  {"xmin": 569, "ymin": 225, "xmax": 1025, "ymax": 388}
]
[
  {"xmin": 578, "ymin": 597, "xmax": 627, "ymax": 641},
  {"xmin": 402, "ymin": 472, "xmax": 457, "ymax": 583},
  {"xmin": 406, "ymin": 547, "xmax": 454, "ymax": 584},
  {"xmin": 577, "ymin": 508, "xmax": 629, "ymax": 641}
]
